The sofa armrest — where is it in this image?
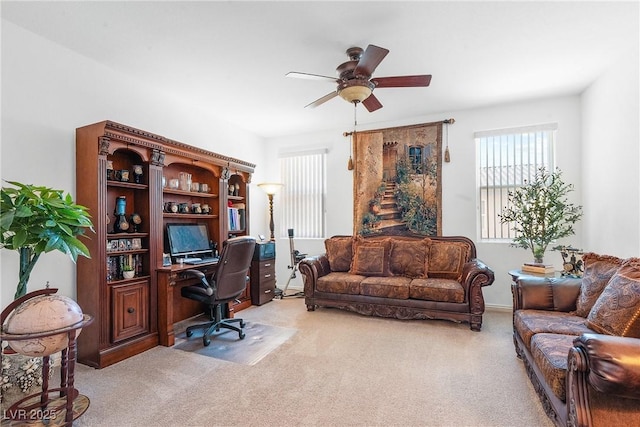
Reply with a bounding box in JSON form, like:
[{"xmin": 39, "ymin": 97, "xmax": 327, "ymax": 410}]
[
  {"xmin": 460, "ymin": 258, "xmax": 495, "ymax": 318},
  {"xmin": 511, "ymin": 276, "xmax": 581, "ymax": 312},
  {"xmin": 299, "ymin": 254, "xmax": 331, "ymax": 297},
  {"xmin": 461, "ymin": 258, "xmax": 495, "ymax": 289},
  {"xmin": 570, "ymin": 333, "xmax": 640, "ymax": 399}
]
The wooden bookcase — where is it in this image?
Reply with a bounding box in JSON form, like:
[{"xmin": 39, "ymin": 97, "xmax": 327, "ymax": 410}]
[{"xmin": 75, "ymin": 121, "xmax": 254, "ymax": 367}]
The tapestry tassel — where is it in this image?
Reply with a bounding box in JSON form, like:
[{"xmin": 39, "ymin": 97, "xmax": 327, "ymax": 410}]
[
  {"xmin": 347, "ymin": 103, "xmax": 357, "ymax": 171},
  {"xmin": 443, "ymin": 118, "xmax": 454, "ymax": 163}
]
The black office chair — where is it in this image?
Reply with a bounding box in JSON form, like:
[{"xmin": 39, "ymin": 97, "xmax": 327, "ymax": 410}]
[{"xmin": 181, "ymin": 236, "xmax": 256, "ymax": 346}]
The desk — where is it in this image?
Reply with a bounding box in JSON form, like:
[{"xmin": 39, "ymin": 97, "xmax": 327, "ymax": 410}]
[{"xmin": 157, "ymin": 261, "xmax": 218, "ymax": 347}]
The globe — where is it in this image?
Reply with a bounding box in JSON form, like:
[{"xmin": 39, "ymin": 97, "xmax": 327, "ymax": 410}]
[{"xmin": 4, "ymin": 294, "xmax": 84, "ymax": 357}]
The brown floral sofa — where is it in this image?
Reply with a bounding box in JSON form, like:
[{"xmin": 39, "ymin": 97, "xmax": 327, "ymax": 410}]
[
  {"xmin": 512, "ymin": 253, "xmax": 640, "ymax": 427},
  {"xmin": 299, "ymin": 233, "xmax": 494, "ymax": 331}
]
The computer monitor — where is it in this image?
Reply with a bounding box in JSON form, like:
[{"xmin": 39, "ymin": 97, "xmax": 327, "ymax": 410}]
[{"xmin": 166, "ymin": 223, "xmax": 212, "ymax": 259}]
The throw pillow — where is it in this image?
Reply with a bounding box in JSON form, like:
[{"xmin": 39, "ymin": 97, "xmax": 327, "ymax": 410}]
[
  {"xmin": 587, "ymin": 258, "xmax": 640, "ymax": 337},
  {"xmin": 428, "ymin": 240, "xmax": 470, "ymax": 280},
  {"xmin": 324, "ymin": 236, "xmax": 354, "ymax": 272},
  {"xmin": 349, "ymin": 237, "xmax": 392, "ymax": 277},
  {"xmin": 575, "ymin": 253, "xmax": 624, "ymax": 317},
  {"xmin": 389, "ymin": 238, "xmax": 430, "ymax": 278}
]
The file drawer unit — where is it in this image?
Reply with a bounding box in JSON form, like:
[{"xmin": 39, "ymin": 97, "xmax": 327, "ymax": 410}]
[{"xmin": 250, "ymin": 258, "xmax": 276, "ymax": 305}]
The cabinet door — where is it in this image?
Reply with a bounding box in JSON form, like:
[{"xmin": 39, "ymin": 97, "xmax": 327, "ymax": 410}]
[{"xmin": 111, "ymin": 281, "xmax": 150, "ymax": 343}]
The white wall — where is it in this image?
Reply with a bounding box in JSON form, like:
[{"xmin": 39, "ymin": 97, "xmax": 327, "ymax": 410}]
[
  {"xmin": 1, "ymin": 21, "xmax": 269, "ymax": 308},
  {"xmin": 581, "ymin": 46, "xmax": 640, "ymax": 257},
  {"xmin": 266, "ymin": 96, "xmax": 583, "ymax": 308}
]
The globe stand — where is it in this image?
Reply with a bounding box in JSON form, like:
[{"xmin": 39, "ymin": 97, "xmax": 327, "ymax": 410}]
[{"xmin": 1, "ymin": 289, "xmax": 94, "ymax": 426}]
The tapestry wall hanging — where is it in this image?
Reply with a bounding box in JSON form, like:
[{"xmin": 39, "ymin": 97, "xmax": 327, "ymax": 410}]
[{"xmin": 353, "ymin": 121, "xmax": 442, "ymax": 236}]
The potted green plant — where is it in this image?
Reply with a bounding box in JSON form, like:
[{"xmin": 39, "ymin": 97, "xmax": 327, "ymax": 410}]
[
  {"xmin": 499, "ymin": 167, "xmax": 582, "ymax": 263},
  {"xmin": 122, "ymin": 265, "xmax": 135, "ymax": 279},
  {"xmin": 1, "ymin": 181, "xmax": 94, "ymax": 299},
  {"xmin": 1, "ymin": 180, "xmax": 94, "ymax": 411}
]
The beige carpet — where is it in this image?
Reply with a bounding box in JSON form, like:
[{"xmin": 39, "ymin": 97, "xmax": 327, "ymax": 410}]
[{"xmin": 73, "ymin": 298, "xmax": 553, "ymax": 427}]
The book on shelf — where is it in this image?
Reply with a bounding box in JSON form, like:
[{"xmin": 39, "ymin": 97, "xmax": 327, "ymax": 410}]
[
  {"xmin": 521, "ymin": 262, "xmax": 555, "ymax": 274},
  {"xmin": 227, "ymin": 203, "xmax": 245, "ymax": 231}
]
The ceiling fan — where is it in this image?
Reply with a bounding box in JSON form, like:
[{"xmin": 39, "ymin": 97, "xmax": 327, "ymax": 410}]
[{"xmin": 287, "ymin": 44, "xmax": 431, "ymax": 112}]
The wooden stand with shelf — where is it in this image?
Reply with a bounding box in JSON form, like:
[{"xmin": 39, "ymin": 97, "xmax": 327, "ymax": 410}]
[{"xmin": 76, "ymin": 121, "xmax": 254, "ymax": 367}]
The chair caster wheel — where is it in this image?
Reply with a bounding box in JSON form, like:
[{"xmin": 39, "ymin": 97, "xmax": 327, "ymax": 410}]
[
  {"xmin": 186, "ymin": 330, "xmax": 193, "ymax": 337},
  {"xmin": 203, "ymin": 337, "xmax": 211, "ymax": 346},
  {"xmin": 239, "ymin": 332, "xmax": 245, "ymax": 340},
  {"xmin": 240, "ymin": 320, "xmax": 246, "ymax": 328}
]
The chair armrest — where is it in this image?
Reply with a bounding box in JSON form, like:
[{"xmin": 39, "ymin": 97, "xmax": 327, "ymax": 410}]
[
  {"xmin": 511, "ymin": 276, "xmax": 581, "ymax": 312},
  {"xmin": 460, "ymin": 259, "xmax": 494, "ymax": 317},
  {"xmin": 570, "ymin": 333, "xmax": 640, "ymax": 399},
  {"xmin": 183, "ymin": 269, "xmax": 214, "ymax": 296}
]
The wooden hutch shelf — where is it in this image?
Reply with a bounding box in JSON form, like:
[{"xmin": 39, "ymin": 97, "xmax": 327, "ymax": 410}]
[{"xmin": 75, "ymin": 120, "xmax": 255, "ymax": 368}]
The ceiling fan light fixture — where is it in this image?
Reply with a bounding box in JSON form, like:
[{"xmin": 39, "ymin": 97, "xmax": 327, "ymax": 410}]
[{"xmin": 338, "ymin": 80, "xmax": 374, "ymax": 103}]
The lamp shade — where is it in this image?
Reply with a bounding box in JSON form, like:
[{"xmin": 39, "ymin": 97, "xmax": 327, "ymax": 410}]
[{"xmin": 257, "ymin": 183, "xmax": 283, "ymax": 195}]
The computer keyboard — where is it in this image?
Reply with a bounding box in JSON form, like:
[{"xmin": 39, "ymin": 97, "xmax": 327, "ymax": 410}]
[{"xmin": 184, "ymin": 257, "xmax": 219, "ymax": 265}]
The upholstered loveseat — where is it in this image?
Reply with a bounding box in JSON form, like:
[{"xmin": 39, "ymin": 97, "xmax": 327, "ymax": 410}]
[
  {"xmin": 512, "ymin": 253, "xmax": 640, "ymax": 427},
  {"xmin": 299, "ymin": 233, "xmax": 495, "ymax": 331}
]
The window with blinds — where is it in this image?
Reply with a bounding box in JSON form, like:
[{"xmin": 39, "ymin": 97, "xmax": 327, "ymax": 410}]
[
  {"xmin": 476, "ymin": 124, "xmax": 556, "ymax": 241},
  {"xmin": 279, "ymin": 149, "xmax": 326, "ymax": 239}
]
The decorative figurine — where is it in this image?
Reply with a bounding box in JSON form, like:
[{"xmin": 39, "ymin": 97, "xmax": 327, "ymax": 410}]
[
  {"xmin": 106, "ymin": 160, "xmax": 115, "ymax": 180},
  {"xmin": 133, "ymin": 165, "xmax": 143, "ymax": 184},
  {"xmin": 130, "ymin": 213, "xmax": 142, "ymax": 232},
  {"xmin": 113, "ymin": 196, "xmax": 130, "ymax": 233},
  {"xmin": 553, "ymin": 245, "xmax": 584, "ymax": 277}
]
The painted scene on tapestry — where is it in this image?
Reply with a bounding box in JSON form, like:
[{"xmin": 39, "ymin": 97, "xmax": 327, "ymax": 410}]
[{"xmin": 353, "ymin": 122, "xmax": 442, "ymax": 236}]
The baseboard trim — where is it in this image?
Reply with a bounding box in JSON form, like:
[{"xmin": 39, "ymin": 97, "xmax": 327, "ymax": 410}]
[{"xmin": 485, "ymin": 304, "xmax": 512, "ymax": 313}]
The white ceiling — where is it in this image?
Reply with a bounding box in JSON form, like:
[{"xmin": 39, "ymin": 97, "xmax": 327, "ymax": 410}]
[{"xmin": 2, "ymin": 1, "xmax": 638, "ymax": 138}]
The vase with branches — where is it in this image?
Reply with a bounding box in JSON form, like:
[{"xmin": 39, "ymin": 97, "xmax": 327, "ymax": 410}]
[{"xmin": 499, "ymin": 167, "xmax": 582, "ymax": 263}]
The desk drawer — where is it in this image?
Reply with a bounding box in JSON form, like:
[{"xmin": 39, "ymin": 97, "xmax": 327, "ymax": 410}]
[
  {"xmin": 252, "ymin": 277, "xmax": 276, "ymax": 305},
  {"xmin": 253, "ymin": 260, "xmax": 275, "ymax": 273}
]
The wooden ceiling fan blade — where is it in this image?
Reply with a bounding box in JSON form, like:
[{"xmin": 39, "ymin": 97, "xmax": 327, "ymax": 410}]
[
  {"xmin": 362, "ymin": 93, "xmax": 383, "ymax": 112},
  {"xmin": 286, "ymin": 71, "xmax": 338, "ymax": 83},
  {"xmin": 372, "ymin": 75, "xmax": 432, "ymax": 88},
  {"xmin": 305, "ymin": 91, "xmax": 338, "ymax": 108},
  {"xmin": 354, "ymin": 44, "xmax": 389, "ymax": 77}
]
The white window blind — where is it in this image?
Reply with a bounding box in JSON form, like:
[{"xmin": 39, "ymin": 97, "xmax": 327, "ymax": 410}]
[
  {"xmin": 279, "ymin": 149, "xmax": 326, "ymax": 239},
  {"xmin": 476, "ymin": 123, "xmax": 557, "ymax": 241}
]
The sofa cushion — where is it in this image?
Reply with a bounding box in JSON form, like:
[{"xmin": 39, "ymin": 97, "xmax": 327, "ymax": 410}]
[
  {"xmin": 409, "ymin": 278, "xmax": 465, "ymax": 303},
  {"xmin": 317, "ymin": 272, "xmax": 364, "ymax": 295},
  {"xmin": 575, "ymin": 253, "xmax": 624, "ymax": 317},
  {"xmin": 389, "ymin": 238, "xmax": 430, "ymax": 278},
  {"xmin": 428, "ymin": 240, "xmax": 470, "ymax": 280},
  {"xmin": 513, "ymin": 309, "xmax": 592, "ymax": 349},
  {"xmin": 587, "ymin": 258, "xmax": 640, "ymax": 337},
  {"xmin": 324, "ymin": 236, "xmax": 354, "ymax": 272},
  {"xmin": 530, "ymin": 333, "xmax": 576, "ymax": 402},
  {"xmin": 360, "ymin": 276, "xmax": 411, "ymax": 299},
  {"xmin": 349, "ymin": 237, "xmax": 392, "ymax": 277}
]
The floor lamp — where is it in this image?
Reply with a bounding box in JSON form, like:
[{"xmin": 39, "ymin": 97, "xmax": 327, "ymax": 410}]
[
  {"xmin": 257, "ymin": 183, "xmax": 283, "ymax": 241},
  {"xmin": 257, "ymin": 183, "xmax": 284, "ymax": 297}
]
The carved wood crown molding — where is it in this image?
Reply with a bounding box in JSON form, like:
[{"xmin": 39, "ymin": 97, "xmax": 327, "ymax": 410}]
[{"xmin": 102, "ymin": 120, "xmax": 256, "ymax": 172}]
